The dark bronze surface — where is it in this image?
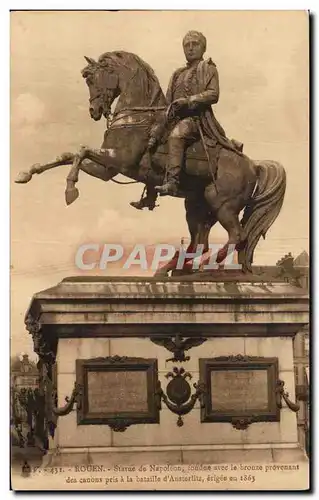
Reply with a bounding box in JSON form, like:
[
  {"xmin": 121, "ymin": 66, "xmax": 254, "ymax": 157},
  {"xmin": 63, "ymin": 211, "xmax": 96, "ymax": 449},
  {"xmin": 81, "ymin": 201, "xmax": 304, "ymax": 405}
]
[{"xmin": 15, "ymin": 40, "xmax": 287, "ymax": 275}]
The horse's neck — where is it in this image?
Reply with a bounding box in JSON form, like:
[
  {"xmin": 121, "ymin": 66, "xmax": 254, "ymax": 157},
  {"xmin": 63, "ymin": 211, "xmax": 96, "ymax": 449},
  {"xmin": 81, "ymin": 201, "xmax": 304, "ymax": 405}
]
[{"xmin": 114, "ymin": 66, "xmax": 166, "ymax": 113}]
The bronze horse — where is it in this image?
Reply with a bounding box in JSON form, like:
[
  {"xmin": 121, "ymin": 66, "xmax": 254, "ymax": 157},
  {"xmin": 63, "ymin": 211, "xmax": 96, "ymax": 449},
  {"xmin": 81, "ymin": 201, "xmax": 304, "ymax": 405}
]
[{"xmin": 15, "ymin": 51, "xmax": 286, "ymax": 274}]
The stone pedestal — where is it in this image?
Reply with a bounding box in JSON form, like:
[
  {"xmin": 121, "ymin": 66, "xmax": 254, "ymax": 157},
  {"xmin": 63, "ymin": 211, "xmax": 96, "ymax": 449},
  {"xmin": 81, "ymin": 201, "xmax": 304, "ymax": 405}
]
[{"xmin": 25, "ymin": 276, "xmax": 309, "ymax": 467}]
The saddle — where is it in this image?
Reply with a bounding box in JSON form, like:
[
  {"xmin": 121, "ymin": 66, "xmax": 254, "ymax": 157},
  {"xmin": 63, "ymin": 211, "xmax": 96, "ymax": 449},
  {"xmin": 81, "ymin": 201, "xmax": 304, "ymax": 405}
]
[
  {"xmin": 151, "ymin": 137, "xmax": 243, "ymax": 179},
  {"xmin": 148, "ymin": 114, "xmax": 244, "ymax": 178},
  {"xmin": 154, "ymin": 140, "xmax": 219, "ymax": 177},
  {"xmin": 131, "ymin": 129, "xmax": 243, "ymax": 211}
]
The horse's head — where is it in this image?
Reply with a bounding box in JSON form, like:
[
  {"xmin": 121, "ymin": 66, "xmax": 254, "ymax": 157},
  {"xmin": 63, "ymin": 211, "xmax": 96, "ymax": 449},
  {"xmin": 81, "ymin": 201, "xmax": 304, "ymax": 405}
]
[
  {"xmin": 81, "ymin": 52, "xmax": 166, "ymax": 120},
  {"xmin": 81, "ymin": 56, "xmax": 120, "ymax": 121}
]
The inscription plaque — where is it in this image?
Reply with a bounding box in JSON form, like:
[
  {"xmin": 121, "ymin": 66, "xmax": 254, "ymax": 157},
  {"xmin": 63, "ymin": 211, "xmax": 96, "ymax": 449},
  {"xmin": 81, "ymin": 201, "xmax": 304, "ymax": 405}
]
[
  {"xmin": 211, "ymin": 369, "xmax": 268, "ymax": 411},
  {"xmin": 87, "ymin": 370, "xmax": 148, "ymax": 413},
  {"xmin": 199, "ymin": 356, "xmax": 280, "ymax": 423},
  {"xmin": 76, "ymin": 357, "xmax": 160, "ymax": 429}
]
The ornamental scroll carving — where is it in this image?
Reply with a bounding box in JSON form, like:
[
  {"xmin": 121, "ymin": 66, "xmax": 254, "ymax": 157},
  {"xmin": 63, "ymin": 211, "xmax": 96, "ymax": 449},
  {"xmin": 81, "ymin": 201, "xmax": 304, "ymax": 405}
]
[
  {"xmin": 275, "ymin": 380, "xmax": 300, "ymax": 412},
  {"xmin": 25, "ymin": 314, "xmax": 57, "ymax": 366}
]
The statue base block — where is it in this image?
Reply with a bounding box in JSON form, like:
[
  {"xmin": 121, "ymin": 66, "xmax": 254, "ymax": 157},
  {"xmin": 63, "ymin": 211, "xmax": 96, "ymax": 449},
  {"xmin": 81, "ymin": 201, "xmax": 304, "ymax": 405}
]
[{"xmin": 24, "ymin": 275, "xmax": 309, "ymax": 489}]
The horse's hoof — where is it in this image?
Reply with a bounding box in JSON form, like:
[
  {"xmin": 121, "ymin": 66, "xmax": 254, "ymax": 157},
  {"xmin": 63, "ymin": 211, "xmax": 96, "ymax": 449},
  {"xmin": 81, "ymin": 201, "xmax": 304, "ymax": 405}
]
[
  {"xmin": 65, "ymin": 187, "xmax": 79, "ymax": 205},
  {"xmin": 154, "ymin": 268, "xmax": 169, "ymax": 277},
  {"xmin": 15, "ymin": 171, "xmax": 32, "ymax": 183},
  {"xmin": 216, "ymin": 248, "xmax": 228, "ymax": 264}
]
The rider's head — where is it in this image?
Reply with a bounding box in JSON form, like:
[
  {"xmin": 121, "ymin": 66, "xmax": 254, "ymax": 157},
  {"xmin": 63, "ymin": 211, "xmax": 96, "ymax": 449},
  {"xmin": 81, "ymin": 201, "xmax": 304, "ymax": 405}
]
[{"xmin": 183, "ymin": 31, "xmax": 206, "ymax": 63}]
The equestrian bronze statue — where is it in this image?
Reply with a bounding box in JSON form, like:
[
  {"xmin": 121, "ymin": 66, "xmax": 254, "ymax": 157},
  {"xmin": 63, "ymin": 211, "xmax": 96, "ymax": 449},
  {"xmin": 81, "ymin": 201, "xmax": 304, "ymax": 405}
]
[{"xmin": 15, "ymin": 31, "xmax": 286, "ymax": 275}]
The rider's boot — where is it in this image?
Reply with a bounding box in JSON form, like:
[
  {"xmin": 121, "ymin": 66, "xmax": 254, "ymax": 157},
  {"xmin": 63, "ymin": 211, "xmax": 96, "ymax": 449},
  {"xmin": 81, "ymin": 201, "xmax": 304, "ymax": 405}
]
[
  {"xmin": 155, "ymin": 137, "xmax": 184, "ymax": 196},
  {"xmin": 130, "ymin": 187, "xmax": 158, "ymax": 211}
]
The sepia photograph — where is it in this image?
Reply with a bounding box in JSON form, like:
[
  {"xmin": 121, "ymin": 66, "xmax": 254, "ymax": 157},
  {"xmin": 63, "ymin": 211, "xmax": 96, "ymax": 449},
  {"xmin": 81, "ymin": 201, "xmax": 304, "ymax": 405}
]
[{"xmin": 10, "ymin": 9, "xmax": 309, "ymax": 491}]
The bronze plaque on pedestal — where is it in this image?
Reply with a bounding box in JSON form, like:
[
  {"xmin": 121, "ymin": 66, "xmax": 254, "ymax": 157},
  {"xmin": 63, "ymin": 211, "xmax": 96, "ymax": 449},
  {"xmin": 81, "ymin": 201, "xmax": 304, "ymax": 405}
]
[
  {"xmin": 199, "ymin": 356, "xmax": 280, "ymax": 424},
  {"xmin": 76, "ymin": 357, "xmax": 160, "ymax": 430},
  {"xmin": 87, "ymin": 370, "xmax": 148, "ymax": 413},
  {"xmin": 210, "ymin": 369, "xmax": 269, "ymax": 412}
]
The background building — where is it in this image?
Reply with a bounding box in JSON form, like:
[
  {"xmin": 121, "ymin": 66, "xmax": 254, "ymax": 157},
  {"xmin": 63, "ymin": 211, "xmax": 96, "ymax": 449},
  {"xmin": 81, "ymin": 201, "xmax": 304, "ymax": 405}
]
[
  {"xmin": 10, "ymin": 354, "xmax": 39, "ymax": 448},
  {"xmin": 291, "ymin": 250, "xmax": 309, "ymax": 456},
  {"xmin": 11, "ymin": 354, "xmax": 39, "ymax": 390}
]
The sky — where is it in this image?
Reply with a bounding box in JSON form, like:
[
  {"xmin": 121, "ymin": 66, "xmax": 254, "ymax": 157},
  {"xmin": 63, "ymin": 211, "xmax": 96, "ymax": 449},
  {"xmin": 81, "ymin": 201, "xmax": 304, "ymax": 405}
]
[{"xmin": 10, "ymin": 10, "xmax": 309, "ymax": 357}]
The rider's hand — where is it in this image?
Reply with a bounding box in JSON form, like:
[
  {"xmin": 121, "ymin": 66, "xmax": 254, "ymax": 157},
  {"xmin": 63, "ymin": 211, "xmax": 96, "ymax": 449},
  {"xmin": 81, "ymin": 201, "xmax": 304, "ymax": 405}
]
[
  {"xmin": 148, "ymin": 137, "xmax": 157, "ymax": 150},
  {"xmin": 172, "ymin": 98, "xmax": 189, "ymax": 109}
]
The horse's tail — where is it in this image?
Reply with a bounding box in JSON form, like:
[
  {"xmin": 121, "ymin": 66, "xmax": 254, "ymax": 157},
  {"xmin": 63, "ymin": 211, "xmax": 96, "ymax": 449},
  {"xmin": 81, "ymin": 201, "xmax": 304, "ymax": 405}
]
[{"xmin": 238, "ymin": 160, "xmax": 286, "ymax": 272}]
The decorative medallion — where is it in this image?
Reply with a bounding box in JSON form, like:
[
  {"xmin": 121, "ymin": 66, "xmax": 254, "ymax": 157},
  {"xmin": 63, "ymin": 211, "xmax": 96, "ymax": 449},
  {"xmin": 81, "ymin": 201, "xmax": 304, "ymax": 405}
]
[{"xmin": 156, "ymin": 367, "xmax": 205, "ymax": 426}]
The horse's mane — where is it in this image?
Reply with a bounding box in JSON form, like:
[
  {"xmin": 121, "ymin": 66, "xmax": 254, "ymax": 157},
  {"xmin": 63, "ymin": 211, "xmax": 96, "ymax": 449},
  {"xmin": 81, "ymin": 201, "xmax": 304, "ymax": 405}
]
[
  {"xmin": 98, "ymin": 51, "xmax": 165, "ymax": 106},
  {"xmin": 98, "ymin": 51, "xmax": 157, "ymax": 81}
]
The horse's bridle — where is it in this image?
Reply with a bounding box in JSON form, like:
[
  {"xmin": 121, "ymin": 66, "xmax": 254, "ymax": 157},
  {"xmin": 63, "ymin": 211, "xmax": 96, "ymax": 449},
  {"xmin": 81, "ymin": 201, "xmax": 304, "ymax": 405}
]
[{"xmin": 89, "ymin": 92, "xmax": 103, "ymax": 104}]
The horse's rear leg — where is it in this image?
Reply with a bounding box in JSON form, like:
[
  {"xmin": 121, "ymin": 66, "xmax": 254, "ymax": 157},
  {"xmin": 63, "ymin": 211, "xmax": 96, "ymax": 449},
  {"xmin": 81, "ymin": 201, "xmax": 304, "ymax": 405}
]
[
  {"xmin": 215, "ymin": 204, "xmax": 244, "ymax": 264},
  {"xmin": 204, "ymin": 184, "xmax": 245, "ymax": 266},
  {"xmin": 154, "ymin": 195, "xmax": 214, "ymax": 277}
]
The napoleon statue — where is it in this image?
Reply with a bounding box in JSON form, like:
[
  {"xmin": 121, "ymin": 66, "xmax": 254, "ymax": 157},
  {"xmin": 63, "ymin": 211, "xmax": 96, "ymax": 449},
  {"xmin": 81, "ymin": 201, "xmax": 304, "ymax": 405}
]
[
  {"xmin": 15, "ymin": 29, "xmax": 286, "ymax": 274},
  {"xmin": 130, "ymin": 29, "xmax": 243, "ymax": 210}
]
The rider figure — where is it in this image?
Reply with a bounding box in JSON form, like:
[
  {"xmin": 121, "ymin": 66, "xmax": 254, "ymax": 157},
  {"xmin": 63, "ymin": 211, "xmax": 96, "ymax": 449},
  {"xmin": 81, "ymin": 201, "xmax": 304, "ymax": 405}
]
[
  {"xmin": 130, "ymin": 30, "xmax": 242, "ymax": 210},
  {"xmin": 156, "ymin": 30, "xmax": 218, "ymax": 196}
]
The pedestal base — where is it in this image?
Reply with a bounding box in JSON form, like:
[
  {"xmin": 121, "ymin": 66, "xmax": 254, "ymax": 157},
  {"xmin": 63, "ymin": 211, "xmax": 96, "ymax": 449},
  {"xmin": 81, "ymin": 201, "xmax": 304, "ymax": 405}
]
[
  {"xmin": 42, "ymin": 444, "xmax": 308, "ymax": 468},
  {"xmin": 23, "ymin": 276, "xmax": 309, "ymax": 491}
]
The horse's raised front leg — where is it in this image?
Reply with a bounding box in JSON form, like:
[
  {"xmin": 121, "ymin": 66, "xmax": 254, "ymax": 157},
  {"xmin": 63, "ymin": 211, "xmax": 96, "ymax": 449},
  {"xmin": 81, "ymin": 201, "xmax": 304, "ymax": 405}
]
[
  {"xmin": 15, "ymin": 147, "xmax": 117, "ymax": 206},
  {"xmin": 15, "ymin": 152, "xmax": 75, "ymax": 184},
  {"xmin": 65, "ymin": 146, "xmax": 87, "ymax": 205},
  {"xmin": 65, "ymin": 145, "xmax": 117, "ymax": 205}
]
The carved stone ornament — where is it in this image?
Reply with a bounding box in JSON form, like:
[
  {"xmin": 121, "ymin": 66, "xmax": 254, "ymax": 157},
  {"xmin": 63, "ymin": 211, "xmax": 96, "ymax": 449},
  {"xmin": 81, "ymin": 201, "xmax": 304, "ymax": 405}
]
[
  {"xmin": 213, "ymin": 354, "xmax": 257, "ymax": 363},
  {"xmin": 156, "ymin": 367, "xmax": 205, "ymax": 426},
  {"xmin": 102, "ymin": 418, "xmax": 149, "ymax": 433},
  {"xmin": 52, "ymin": 382, "xmax": 83, "ymax": 416},
  {"xmin": 231, "ymin": 416, "xmax": 258, "ymax": 430},
  {"xmin": 106, "ymin": 355, "xmax": 131, "ymax": 364},
  {"xmin": 150, "ymin": 334, "xmax": 207, "ymax": 362},
  {"xmin": 275, "ymin": 380, "xmax": 300, "ymax": 412},
  {"xmin": 25, "ymin": 314, "xmax": 56, "ymax": 364}
]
